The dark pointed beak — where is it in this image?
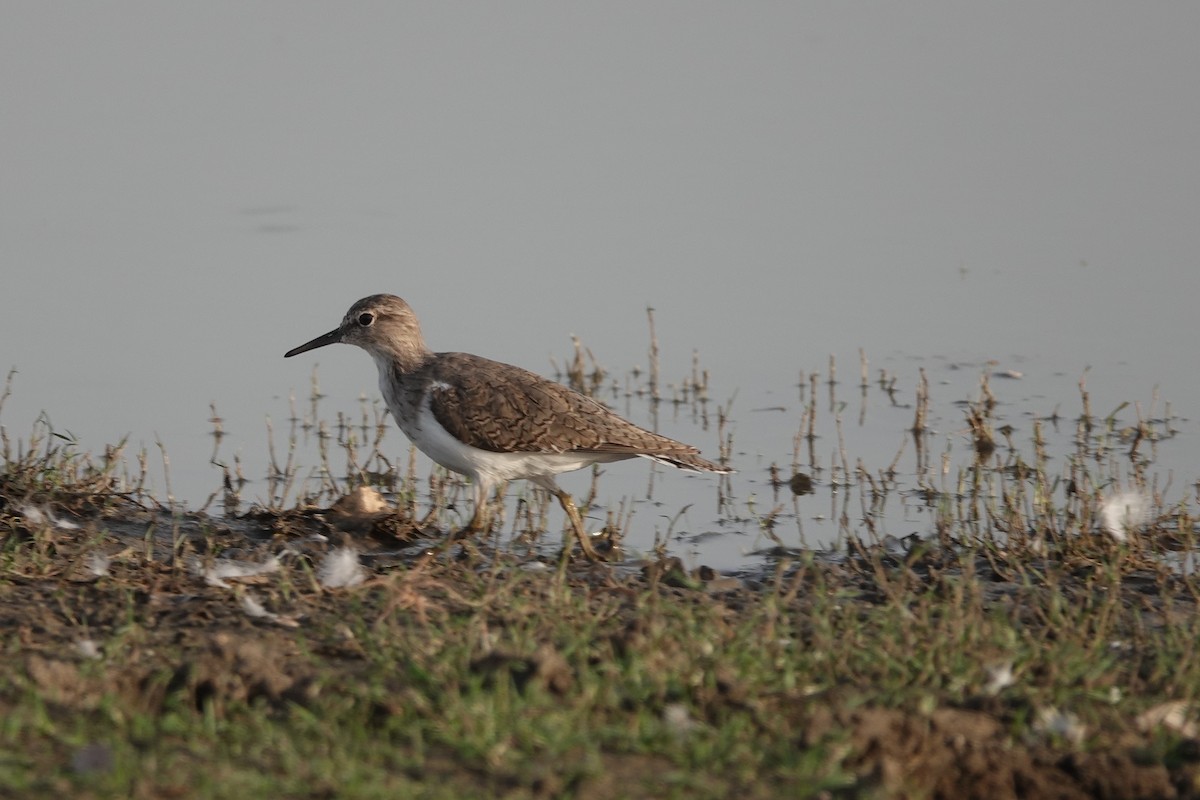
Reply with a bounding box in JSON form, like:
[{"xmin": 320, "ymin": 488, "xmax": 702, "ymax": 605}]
[{"xmin": 285, "ymin": 327, "xmax": 343, "ymax": 357}]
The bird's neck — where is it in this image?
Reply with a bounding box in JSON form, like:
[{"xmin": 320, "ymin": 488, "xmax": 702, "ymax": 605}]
[{"xmin": 369, "ymin": 338, "xmax": 432, "ymax": 375}]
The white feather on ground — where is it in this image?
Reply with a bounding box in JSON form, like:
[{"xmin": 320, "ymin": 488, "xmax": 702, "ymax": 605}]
[
  {"xmin": 1100, "ymin": 490, "xmax": 1151, "ymax": 543},
  {"xmin": 75, "ymin": 639, "xmax": 102, "ymax": 659},
  {"xmin": 318, "ymin": 547, "xmax": 366, "ymax": 589},
  {"xmin": 239, "ymin": 592, "xmax": 300, "ymax": 628},
  {"xmin": 18, "ymin": 504, "xmax": 80, "ymax": 530},
  {"xmin": 85, "ymin": 552, "xmax": 111, "ymax": 577},
  {"xmin": 190, "ymin": 554, "xmax": 281, "ymax": 588}
]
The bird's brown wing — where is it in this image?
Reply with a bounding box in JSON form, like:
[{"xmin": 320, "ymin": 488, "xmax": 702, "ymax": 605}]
[{"xmin": 424, "ymin": 352, "xmax": 703, "ymax": 457}]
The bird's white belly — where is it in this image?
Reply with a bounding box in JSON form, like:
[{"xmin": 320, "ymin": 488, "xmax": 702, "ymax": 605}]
[{"xmin": 391, "ymin": 390, "xmax": 627, "ymax": 484}]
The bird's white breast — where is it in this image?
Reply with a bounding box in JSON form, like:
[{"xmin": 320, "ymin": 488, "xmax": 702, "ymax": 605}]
[{"xmin": 382, "ymin": 377, "xmax": 627, "ymax": 484}]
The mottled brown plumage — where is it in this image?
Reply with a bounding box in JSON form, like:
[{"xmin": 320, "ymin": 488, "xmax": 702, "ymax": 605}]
[
  {"xmin": 285, "ymin": 294, "xmax": 730, "ymax": 559},
  {"xmin": 423, "ymin": 354, "xmax": 720, "ymax": 463}
]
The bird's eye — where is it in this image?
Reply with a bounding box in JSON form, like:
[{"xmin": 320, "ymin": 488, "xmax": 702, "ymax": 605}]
[{"xmin": 357, "ymin": 312, "xmax": 374, "ymax": 327}]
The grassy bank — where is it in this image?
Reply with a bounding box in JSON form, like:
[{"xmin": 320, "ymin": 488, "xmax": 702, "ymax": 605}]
[{"xmin": 2, "ymin": 364, "xmax": 1200, "ymax": 798}]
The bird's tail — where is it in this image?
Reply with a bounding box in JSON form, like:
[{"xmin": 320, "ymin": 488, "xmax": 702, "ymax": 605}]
[{"xmin": 641, "ymin": 452, "xmax": 732, "ymax": 474}]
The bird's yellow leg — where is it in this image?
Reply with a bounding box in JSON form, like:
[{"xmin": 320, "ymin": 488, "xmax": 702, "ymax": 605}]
[{"xmin": 553, "ymin": 489, "xmax": 600, "ymax": 561}]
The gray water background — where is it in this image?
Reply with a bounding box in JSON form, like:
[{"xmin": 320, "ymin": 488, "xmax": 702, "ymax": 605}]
[{"xmin": 3, "ymin": 4, "xmax": 1198, "ymax": 567}]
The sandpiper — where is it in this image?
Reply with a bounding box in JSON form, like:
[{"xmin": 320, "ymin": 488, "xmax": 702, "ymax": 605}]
[{"xmin": 284, "ymin": 294, "xmax": 730, "ymax": 559}]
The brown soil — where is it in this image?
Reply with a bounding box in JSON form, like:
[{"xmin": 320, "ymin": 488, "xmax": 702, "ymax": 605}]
[{"xmin": 3, "ymin": 500, "xmax": 1199, "ymax": 799}]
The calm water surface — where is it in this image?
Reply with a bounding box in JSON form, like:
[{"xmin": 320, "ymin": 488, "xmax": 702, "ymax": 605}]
[{"xmin": 3, "ymin": 4, "xmax": 1198, "ymax": 569}]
